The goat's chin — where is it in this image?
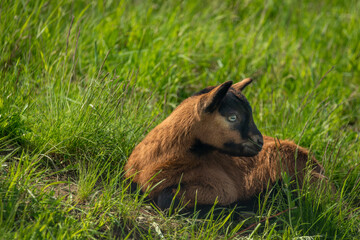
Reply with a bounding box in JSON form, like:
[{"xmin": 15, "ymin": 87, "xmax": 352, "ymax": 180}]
[
  {"xmin": 239, "ymin": 147, "xmax": 261, "ymax": 157},
  {"xmin": 219, "ymin": 146, "xmax": 261, "ymax": 157},
  {"xmin": 240, "ymin": 141, "xmax": 263, "ymax": 156},
  {"xmin": 221, "ymin": 142, "xmax": 262, "ymax": 157}
]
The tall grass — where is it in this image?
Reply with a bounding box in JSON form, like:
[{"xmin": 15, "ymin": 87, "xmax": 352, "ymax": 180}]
[{"xmin": 0, "ymin": 0, "xmax": 359, "ymax": 239}]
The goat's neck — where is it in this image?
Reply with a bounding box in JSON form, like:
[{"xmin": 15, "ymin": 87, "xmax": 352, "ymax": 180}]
[{"xmin": 147, "ymin": 106, "xmax": 198, "ymax": 158}]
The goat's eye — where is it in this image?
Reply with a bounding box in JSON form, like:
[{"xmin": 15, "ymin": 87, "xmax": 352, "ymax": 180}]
[{"xmin": 227, "ymin": 115, "xmax": 237, "ymax": 122}]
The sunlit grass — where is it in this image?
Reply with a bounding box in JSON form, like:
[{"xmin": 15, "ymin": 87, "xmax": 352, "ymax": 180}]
[{"xmin": 0, "ymin": 0, "xmax": 359, "ymax": 238}]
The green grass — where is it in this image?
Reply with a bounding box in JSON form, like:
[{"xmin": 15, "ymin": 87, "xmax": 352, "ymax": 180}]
[{"xmin": 1, "ymin": 0, "xmax": 359, "ymax": 238}]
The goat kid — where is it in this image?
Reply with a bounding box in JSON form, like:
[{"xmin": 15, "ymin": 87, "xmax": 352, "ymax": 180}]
[{"xmin": 124, "ymin": 79, "xmax": 327, "ymax": 210}]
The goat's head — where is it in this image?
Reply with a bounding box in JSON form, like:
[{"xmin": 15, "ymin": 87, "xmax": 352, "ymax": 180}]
[{"xmin": 192, "ymin": 78, "xmax": 263, "ymax": 157}]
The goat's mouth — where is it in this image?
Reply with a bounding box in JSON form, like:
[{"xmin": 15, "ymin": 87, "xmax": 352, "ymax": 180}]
[
  {"xmin": 222, "ymin": 141, "xmax": 262, "ymax": 157},
  {"xmin": 241, "ymin": 145, "xmax": 262, "ymax": 157},
  {"xmin": 244, "ymin": 138, "xmax": 263, "ymax": 156}
]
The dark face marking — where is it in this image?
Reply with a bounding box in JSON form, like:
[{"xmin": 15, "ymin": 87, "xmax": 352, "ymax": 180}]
[
  {"xmin": 218, "ymin": 90, "xmax": 263, "ymax": 156},
  {"xmin": 189, "ymin": 138, "xmax": 241, "ymax": 157},
  {"xmin": 218, "ymin": 90, "xmax": 252, "ymax": 137},
  {"xmin": 190, "ymin": 139, "xmax": 216, "ymax": 156},
  {"xmin": 190, "ymin": 139, "xmax": 261, "ymax": 157}
]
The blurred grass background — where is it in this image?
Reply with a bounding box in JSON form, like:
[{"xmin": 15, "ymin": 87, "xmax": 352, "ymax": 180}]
[{"xmin": 0, "ymin": 0, "xmax": 359, "ymax": 239}]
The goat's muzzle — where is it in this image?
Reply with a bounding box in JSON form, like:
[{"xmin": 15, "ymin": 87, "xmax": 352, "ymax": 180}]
[
  {"xmin": 223, "ymin": 135, "xmax": 263, "ymax": 157},
  {"xmin": 240, "ymin": 134, "xmax": 264, "ymax": 157}
]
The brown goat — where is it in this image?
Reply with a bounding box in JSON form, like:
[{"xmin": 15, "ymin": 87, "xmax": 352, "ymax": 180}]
[{"xmin": 124, "ymin": 79, "xmax": 327, "ymax": 210}]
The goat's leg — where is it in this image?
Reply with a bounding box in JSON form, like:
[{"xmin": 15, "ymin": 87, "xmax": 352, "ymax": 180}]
[
  {"xmin": 155, "ymin": 175, "xmax": 239, "ymax": 208},
  {"xmin": 176, "ymin": 181, "xmax": 239, "ymax": 207},
  {"xmin": 156, "ymin": 186, "xmax": 181, "ymax": 210}
]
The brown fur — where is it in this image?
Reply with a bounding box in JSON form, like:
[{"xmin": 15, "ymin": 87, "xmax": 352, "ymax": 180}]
[{"xmin": 124, "ymin": 80, "xmax": 327, "ymax": 207}]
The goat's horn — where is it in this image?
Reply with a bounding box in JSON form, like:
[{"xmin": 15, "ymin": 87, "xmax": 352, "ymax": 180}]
[{"xmin": 232, "ymin": 78, "xmax": 253, "ymax": 91}]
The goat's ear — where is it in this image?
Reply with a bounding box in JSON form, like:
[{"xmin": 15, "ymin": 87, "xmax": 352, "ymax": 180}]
[
  {"xmin": 203, "ymin": 81, "xmax": 232, "ymax": 113},
  {"xmin": 232, "ymin": 78, "xmax": 253, "ymax": 92}
]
